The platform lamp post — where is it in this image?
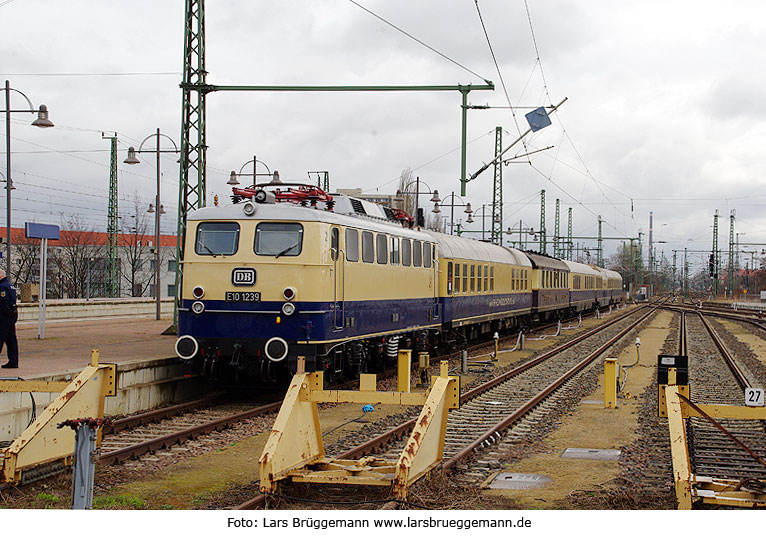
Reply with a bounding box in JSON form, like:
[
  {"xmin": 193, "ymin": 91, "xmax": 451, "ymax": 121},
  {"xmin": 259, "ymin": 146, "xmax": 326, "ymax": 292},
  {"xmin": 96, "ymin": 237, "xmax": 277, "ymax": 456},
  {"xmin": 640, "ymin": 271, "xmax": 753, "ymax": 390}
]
[
  {"xmin": 3, "ymin": 81, "xmax": 53, "ymax": 280},
  {"xmin": 227, "ymin": 155, "xmax": 271, "ymax": 187},
  {"xmin": 395, "ymin": 177, "xmax": 441, "ymax": 228},
  {"xmin": 438, "ymin": 192, "xmax": 473, "ymax": 236},
  {"xmin": 124, "ymin": 129, "xmax": 179, "ymax": 320}
]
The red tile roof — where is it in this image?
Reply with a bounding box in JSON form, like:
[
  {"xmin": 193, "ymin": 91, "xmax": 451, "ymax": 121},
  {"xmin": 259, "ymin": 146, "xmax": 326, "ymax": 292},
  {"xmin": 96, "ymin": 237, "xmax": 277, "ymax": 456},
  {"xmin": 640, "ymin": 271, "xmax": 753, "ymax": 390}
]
[{"xmin": 1, "ymin": 227, "xmax": 177, "ymax": 247}]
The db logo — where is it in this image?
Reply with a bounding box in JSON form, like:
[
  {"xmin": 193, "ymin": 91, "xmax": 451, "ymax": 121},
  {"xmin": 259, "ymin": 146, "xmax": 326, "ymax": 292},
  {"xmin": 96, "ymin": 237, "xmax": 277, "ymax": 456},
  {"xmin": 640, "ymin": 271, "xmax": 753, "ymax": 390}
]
[{"xmin": 231, "ymin": 267, "xmax": 256, "ymax": 286}]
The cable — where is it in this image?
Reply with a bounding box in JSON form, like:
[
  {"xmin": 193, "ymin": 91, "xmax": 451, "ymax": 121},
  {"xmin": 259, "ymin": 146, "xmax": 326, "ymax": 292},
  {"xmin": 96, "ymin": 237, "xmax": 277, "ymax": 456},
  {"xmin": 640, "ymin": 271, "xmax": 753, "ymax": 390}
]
[{"xmin": 347, "ymin": 0, "xmax": 491, "ymax": 84}]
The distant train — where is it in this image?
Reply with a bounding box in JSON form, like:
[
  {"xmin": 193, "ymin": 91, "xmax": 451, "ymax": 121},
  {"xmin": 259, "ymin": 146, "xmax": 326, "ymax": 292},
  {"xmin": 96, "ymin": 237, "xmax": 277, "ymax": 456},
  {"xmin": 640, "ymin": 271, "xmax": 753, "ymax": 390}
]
[{"xmin": 174, "ymin": 181, "xmax": 623, "ymax": 384}]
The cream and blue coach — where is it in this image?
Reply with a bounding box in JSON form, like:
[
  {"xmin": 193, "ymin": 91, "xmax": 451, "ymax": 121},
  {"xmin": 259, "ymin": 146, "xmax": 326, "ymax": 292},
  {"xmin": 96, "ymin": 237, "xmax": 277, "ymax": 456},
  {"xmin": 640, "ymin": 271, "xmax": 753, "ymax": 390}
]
[{"xmin": 430, "ymin": 232, "xmax": 533, "ymax": 338}]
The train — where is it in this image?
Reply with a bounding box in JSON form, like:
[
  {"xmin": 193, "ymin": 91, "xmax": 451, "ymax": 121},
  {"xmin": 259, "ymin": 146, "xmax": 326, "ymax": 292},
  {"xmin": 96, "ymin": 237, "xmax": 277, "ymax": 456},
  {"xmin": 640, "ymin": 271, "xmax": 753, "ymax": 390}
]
[{"xmin": 174, "ymin": 180, "xmax": 623, "ymax": 384}]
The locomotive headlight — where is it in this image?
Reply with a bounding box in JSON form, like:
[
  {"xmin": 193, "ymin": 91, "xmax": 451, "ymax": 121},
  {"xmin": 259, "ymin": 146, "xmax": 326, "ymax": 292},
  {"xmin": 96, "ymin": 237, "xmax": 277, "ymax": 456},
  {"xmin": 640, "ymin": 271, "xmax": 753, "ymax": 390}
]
[
  {"xmin": 281, "ymin": 302, "xmax": 296, "ymax": 316},
  {"xmin": 192, "ymin": 285, "xmax": 205, "ymax": 299},
  {"xmin": 283, "ymin": 286, "xmax": 296, "ymax": 301},
  {"xmin": 191, "ymin": 301, "xmax": 205, "ymax": 315}
]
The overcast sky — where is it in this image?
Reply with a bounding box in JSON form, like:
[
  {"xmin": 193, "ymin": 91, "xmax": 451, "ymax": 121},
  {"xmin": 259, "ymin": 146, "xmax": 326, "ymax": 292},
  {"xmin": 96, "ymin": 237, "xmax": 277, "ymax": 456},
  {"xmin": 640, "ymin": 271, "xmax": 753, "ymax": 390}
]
[{"xmin": 2, "ymin": 0, "xmax": 765, "ymax": 273}]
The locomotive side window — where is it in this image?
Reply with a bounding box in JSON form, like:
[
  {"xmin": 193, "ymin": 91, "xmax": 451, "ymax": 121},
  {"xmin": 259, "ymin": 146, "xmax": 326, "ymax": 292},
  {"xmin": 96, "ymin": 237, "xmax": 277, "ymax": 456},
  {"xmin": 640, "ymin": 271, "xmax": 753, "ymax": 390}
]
[
  {"xmin": 413, "ymin": 241, "xmax": 423, "ymax": 267},
  {"xmin": 196, "ymin": 222, "xmax": 240, "ymax": 256},
  {"xmin": 331, "ymin": 227, "xmax": 339, "ymax": 261},
  {"xmin": 254, "ymin": 222, "xmax": 303, "ymax": 257},
  {"xmin": 423, "ymin": 242, "xmax": 432, "ymax": 268},
  {"xmin": 377, "ymin": 234, "xmax": 388, "ymax": 264},
  {"xmin": 390, "ymin": 237, "xmax": 400, "ymax": 264},
  {"xmin": 362, "ymin": 231, "xmax": 374, "ymax": 263},
  {"xmin": 346, "ymin": 229, "xmax": 359, "ymax": 262},
  {"xmin": 402, "ymin": 239, "xmax": 412, "ymax": 266},
  {"xmin": 447, "ymin": 262, "xmax": 453, "ymax": 294}
]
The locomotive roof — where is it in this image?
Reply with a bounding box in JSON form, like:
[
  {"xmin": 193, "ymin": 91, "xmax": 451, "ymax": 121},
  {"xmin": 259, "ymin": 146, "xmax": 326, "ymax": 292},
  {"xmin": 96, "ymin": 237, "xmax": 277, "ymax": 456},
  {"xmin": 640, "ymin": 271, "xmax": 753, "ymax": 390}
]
[
  {"xmin": 189, "ymin": 200, "xmax": 435, "ymax": 240},
  {"xmin": 428, "ymin": 231, "xmax": 532, "ymax": 266},
  {"xmin": 524, "ymin": 252, "xmax": 568, "ymax": 270}
]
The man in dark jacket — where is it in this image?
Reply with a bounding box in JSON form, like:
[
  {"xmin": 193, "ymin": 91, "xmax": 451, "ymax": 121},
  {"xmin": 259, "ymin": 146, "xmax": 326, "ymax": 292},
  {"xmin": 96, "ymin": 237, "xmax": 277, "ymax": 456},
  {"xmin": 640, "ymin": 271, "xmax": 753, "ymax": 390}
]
[{"xmin": 0, "ymin": 269, "xmax": 19, "ymax": 369}]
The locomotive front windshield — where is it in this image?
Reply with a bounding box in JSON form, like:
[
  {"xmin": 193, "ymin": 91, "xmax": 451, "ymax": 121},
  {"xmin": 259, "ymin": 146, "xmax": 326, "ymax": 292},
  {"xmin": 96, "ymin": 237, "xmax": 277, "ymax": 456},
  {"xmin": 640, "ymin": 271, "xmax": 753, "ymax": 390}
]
[
  {"xmin": 254, "ymin": 222, "xmax": 303, "ymax": 257},
  {"xmin": 195, "ymin": 222, "xmax": 240, "ymax": 255}
]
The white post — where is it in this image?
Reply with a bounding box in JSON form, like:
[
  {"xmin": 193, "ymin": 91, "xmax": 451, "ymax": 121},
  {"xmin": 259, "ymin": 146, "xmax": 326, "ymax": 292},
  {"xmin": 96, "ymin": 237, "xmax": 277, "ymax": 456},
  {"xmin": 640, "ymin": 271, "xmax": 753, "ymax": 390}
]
[{"xmin": 37, "ymin": 238, "xmax": 47, "ymax": 339}]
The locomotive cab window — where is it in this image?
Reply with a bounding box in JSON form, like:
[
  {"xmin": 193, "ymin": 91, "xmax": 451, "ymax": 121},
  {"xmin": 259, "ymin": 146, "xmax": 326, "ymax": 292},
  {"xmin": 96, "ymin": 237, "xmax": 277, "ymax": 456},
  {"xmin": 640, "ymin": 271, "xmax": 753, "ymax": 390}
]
[
  {"xmin": 254, "ymin": 222, "xmax": 303, "ymax": 257},
  {"xmin": 196, "ymin": 222, "xmax": 240, "ymax": 256}
]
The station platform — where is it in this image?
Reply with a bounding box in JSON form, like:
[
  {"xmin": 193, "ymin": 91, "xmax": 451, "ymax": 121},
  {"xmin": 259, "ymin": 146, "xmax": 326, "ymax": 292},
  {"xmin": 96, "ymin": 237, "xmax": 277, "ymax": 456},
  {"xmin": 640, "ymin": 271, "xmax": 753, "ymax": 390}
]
[{"xmin": 0, "ymin": 315, "xmax": 177, "ymax": 379}]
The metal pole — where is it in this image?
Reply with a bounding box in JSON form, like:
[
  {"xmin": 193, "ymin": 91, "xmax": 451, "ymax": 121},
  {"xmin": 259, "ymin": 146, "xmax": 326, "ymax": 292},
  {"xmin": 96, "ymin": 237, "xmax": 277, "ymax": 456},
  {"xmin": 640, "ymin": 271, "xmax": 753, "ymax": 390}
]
[
  {"xmin": 460, "ymin": 90, "xmax": 468, "ymax": 196},
  {"xmin": 252, "ymin": 155, "xmax": 257, "ymax": 186},
  {"xmin": 481, "ymin": 205, "xmax": 485, "ymax": 240},
  {"xmin": 5, "ymin": 81, "xmax": 11, "ymax": 280},
  {"xmin": 38, "ymin": 238, "xmax": 47, "ymax": 339},
  {"xmin": 155, "ymin": 128, "xmax": 161, "ymax": 320},
  {"xmin": 450, "ymin": 191, "xmax": 455, "ymax": 236},
  {"xmin": 70, "ymin": 424, "xmax": 97, "ymax": 509},
  {"xmin": 86, "ymin": 258, "xmax": 90, "ymax": 301},
  {"xmin": 414, "ymin": 176, "xmax": 419, "ymax": 225}
]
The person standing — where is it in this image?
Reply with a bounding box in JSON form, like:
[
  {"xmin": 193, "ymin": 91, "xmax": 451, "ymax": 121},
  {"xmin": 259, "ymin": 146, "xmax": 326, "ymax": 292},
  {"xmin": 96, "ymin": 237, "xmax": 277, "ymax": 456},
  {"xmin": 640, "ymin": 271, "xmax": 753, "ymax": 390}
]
[{"xmin": 0, "ymin": 269, "xmax": 19, "ymax": 369}]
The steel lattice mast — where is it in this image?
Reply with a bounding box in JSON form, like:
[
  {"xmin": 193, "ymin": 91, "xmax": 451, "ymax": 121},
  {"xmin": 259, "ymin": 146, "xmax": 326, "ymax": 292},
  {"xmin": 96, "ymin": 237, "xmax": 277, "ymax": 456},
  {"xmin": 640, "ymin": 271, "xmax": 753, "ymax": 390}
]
[
  {"xmin": 597, "ymin": 215, "xmax": 603, "ymax": 267},
  {"xmin": 567, "ymin": 207, "xmax": 573, "ymax": 260},
  {"xmin": 728, "ymin": 210, "xmax": 735, "ymax": 295},
  {"xmin": 175, "ymin": 0, "xmax": 208, "ymax": 326},
  {"xmin": 553, "ymin": 198, "xmax": 560, "ymax": 258},
  {"xmin": 491, "ymin": 127, "xmax": 502, "ymax": 245},
  {"xmin": 102, "ymin": 132, "xmax": 119, "ymax": 297},
  {"xmin": 539, "ymin": 189, "xmax": 546, "ymax": 253},
  {"xmin": 712, "ymin": 209, "xmax": 719, "ymax": 296}
]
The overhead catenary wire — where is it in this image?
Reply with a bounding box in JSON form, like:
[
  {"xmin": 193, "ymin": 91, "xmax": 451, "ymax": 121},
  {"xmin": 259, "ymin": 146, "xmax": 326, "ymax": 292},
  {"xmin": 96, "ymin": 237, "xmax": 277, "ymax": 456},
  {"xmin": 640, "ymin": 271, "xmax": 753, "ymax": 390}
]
[{"xmin": 347, "ymin": 0, "xmax": 492, "ymax": 84}]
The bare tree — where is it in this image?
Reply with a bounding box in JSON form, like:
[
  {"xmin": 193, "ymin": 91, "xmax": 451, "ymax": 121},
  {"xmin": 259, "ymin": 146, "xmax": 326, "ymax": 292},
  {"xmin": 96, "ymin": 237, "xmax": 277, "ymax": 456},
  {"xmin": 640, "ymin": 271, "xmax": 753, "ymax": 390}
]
[
  {"xmin": 397, "ymin": 168, "xmax": 414, "ymax": 215},
  {"xmin": 12, "ymin": 238, "xmax": 41, "ymax": 285},
  {"xmin": 119, "ymin": 196, "xmax": 156, "ymax": 297},
  {"xmin": 50, "ymin": 216, "xmax": 105, "ymax": 299}
]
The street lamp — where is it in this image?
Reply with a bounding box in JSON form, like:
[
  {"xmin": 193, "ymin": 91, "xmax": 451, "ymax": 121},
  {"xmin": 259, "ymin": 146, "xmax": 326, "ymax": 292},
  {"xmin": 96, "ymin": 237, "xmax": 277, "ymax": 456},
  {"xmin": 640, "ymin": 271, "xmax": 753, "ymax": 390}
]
[
  {"xmin": 124, "ymin": 128, "xmax": 179, "ymax": 320},
  {"xmin": 3, "ymin": 80, "xmax": 54, "ymax": 279},
  {"xmin": 437, "ymin": 191, "xmax": 473, "ymax": 235},
  {"xmin": 395, "ymin": 177, "xmax": 440, "ymax": 228},
  {"xmin": 227, "ymin": 155, "xmax": 271, "ymax": 187}
]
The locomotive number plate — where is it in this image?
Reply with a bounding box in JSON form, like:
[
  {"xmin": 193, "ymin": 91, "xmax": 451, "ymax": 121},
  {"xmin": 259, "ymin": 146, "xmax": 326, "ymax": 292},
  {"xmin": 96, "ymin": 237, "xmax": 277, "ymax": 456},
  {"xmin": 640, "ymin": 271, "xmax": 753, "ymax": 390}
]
[{"xmin": 225, "ymin": 291, "xmax": 261, "ymax": 302}]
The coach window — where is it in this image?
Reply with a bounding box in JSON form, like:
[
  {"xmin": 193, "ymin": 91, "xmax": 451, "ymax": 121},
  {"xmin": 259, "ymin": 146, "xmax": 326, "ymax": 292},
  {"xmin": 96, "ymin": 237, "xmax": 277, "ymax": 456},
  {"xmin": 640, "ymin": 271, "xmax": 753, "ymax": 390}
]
[
  {"xmin": 462, "ymin": 263, "xmax": 468, "ymax": 292},
  {"xmin": 402, "ymin": 239, "xmax": 412, "ymax": 266},
  {"xmin": 447, "ymin": 262, "xmax": 453, "ymax": 294},
  {"xmin": 490, "ymin": 266, "xmax": 495, "ymax": 291},
  {"xmin": 362, "ymin": 231, "xmax": 374, "ymax": 263},
  {"xmin": 345, "ymin": 229, "xmax": 359, "ymax": 262},
  {"xmin": 423, "ymin": 242, "xmax": 432, "ymax": 268},
  {"xmin": 196, "ymin": 222, "xmax": 240, "ymax": 256},
  {"xmin": 470, "ymin": 264, "xmax": 475, "ymax": 292},
  {"xmin": 524, "ymin": 270, "xmax": 528, "ymax": 290},
  {"xmin": 377, "ymin": 234, "xmax": 388, "ymax": 264},
  {"xmin": 413, "ymin": 241, "xmax": 423, "ymax": 267},
  {"xmin": 390, "ymin": 237, "xmax": 400, "ymax": 264},
  {"xmin": 255, "ymin": 222, "xmax": 304, "ymax": 257},
  {"xmin": 477, "ymin": 265, "xmax": 482, "ymax": 292}
]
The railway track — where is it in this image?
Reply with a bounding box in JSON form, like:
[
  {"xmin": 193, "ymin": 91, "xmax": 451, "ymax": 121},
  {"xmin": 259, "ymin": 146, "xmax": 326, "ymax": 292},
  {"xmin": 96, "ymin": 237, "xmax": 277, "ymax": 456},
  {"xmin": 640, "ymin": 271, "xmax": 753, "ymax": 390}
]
[
  {"xmin": 236, "ymin": 302, "xmax": 657, "ymax": 509},
  {"xmin": 685, "ymin": 312, "xmax": 766, "ymax": 485}
]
